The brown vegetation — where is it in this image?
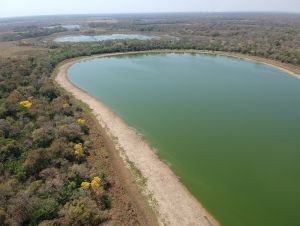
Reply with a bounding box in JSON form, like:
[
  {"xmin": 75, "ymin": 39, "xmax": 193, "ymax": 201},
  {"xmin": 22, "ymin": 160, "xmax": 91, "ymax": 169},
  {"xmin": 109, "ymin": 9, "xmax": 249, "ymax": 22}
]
[{"xmin": 0, "ymin": 50, "xmax": 153, "ymax": 225}]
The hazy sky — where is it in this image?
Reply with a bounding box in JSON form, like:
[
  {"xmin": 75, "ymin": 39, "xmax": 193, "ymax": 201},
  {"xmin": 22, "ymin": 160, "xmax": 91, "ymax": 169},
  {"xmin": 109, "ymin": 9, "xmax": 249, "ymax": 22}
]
[{"xmin": 1, "ymin": 0, "xmax": 300, "ymax": 18}]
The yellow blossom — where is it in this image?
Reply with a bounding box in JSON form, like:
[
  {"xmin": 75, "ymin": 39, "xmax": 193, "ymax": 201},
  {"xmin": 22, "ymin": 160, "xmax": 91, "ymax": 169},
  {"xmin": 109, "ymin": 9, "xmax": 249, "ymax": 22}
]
[
  {"xmin": 80, "ymin": 176, "xmax": 104, "ymax": 194},
  {"xmin": 91, "ymin": 176, "xmax": 101, "ymax": 186},
  {"xmin": 63, "ymin": 103, "xmax": 69, "ymax": 108},
  {"xmin": 91, "ymin": 176, "xmax": 103, "ymax": 194},
  {"xmin": 74, "ymin": 143, "xmax": 84, "ymax": 160},
  {"xmin": 80, "ymin": 181, "xmax": 90, "ymax": 189},
  {"xmin": 19, "ymin": 100, "xmax": 32, "ymax": 108},
  {"xmin": 77, "ymin": 118, "xmax": 86, "ymax": 125}
]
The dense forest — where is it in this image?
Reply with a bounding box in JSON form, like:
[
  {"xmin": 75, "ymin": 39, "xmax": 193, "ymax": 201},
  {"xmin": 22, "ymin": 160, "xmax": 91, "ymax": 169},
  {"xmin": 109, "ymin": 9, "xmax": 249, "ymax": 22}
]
[
  {"xmin": 0, "ymin": 41, "xmax": 173, "ymax": 225},
  {"xmin": 124, "ymin": 13, "xmax": 300, "ymax": 65},
  {"xmin": 0, "ymin": 49, "xmax": 112, "ymax": 225},
  {"xmin": 0, "ymin": 13, "xmax": 299, "ymax": 225}
]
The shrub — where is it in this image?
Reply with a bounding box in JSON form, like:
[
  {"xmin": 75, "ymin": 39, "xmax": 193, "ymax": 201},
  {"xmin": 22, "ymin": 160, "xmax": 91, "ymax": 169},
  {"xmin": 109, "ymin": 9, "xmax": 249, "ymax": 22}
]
[
  {"xmin": 0, "ymin": 179, "xmax": 20, "ymax": 206},
  {"xmin": 60, "ymin": 181, "xmax": 77, "ymax": 203},
  {"xmin": 0, "ymin": 119, "xmax": 11, "ymax": 138},
  {"xmin": 67, "ymin": 163, "xmax": 90, "ymax": 184},
  {"xmin": 3, "ymin": 159, "xmax": 26, "ymax": 179},
  {"xmin": 5, "ymin": 192, "xmax": 38, "ymax": 226},
  {"xmin": 0, "ymin": 208, "xmax": 7, "ymax": 225},
  {"xmin": 0, "ymin": 140, "xmax": 21, "ymax": 161},
  {"xmin": 100, "ymin": 194, "xmax": 111, "ymax": 209},
  {"xmin": 31, "ymin": 198, "xmax": 60, "ymax": 225},
  {"xmin": 59, "ymin": 196, "xmax": 108, "ymax": 225},
  {"xmin": 23, "ymin": 149, "xmax": 49, "ymax": 175},
  {"xmin": 59, "ymin": 123, "xmax": 83, "ymax": 143},
  {"xmin": 39, "ymin": 85, "xmax": 59, "ymax": 101},
  {"xmin": 80, "ymin": 124, "xmax": 89, "ymax": 135},
  {"xmin": 74, "ymin": 143, "xmax": 84, "ymax": 161},
  {"xmin": 48, "ymin": 138, "xmax": 73, "ymax": 160},
  {"xmin": 32, "ymin": 127, "xmax": 55, "ymax": 148}
]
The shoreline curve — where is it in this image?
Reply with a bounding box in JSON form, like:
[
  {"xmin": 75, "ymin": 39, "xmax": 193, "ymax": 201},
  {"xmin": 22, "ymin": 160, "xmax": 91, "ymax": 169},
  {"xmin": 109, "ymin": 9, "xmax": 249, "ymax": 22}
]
[{"xmin": 54, "ymin": 50, "xmax": 299, "ymax": 226}]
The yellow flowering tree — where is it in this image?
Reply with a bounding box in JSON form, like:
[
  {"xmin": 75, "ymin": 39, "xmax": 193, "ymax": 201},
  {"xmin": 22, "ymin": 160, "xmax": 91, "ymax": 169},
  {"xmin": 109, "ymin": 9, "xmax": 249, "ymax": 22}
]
[
  {"xmin": 91, "ymin": 176, "xmax": 104, "ymax": 195},
  {"xmin": 73, "ymin": 143, "xmax": 84, "ymax": 160},
  {"xmin": 77, "ymin": 118, "xmax": 86, "ymax": 125},
  {"xmin": 80, "ymin": 181, "xmax": 90, "ymax": 189},
  {"xmin": 19, "ymin": 100, "xmax": 32, "ymax": 108},
  {"xmin": 19, "ymin": 96, "xmax": 33, "ymax": 108},
  {"xmin": 80, "ymin": 176, "xmax": 104, "ymax": 195},
  {"xmin": 77, "ymin": 118, "xmax": 89, "ymax": 135}
]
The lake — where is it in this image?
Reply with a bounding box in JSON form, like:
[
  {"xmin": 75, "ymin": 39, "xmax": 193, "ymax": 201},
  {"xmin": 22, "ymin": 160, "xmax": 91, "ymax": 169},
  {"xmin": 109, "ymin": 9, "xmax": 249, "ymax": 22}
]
[
  {"xmin": 45, "ymin": 24, "xmax": 80, "ymax": 30},
  {"xmin": 68, "ymin": 53, "xmax": 300, "ymax": 226},
  {"xmin": 54, "ymin": 34, "xmax": 158, "ymax": 42}
]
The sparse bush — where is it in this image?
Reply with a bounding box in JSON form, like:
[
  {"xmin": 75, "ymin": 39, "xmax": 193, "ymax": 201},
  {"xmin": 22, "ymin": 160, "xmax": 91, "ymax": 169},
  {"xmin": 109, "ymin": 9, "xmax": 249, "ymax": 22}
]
[
  {"xmin": 23, "ymin": 149, "xmax": 50, "ymax": 175},
  {"xmin": 32, "ymin": 127, "xmax": 55, "ymax": 148},
  {"xmin": 59, "ymin": 196, "xmax": 108, "ymax": 225},
  {"xmin": 59, "ymin": 123, "xmax": 83, "ymax": 143},
  {"xmin": 39, "ymin": 85, "xmax": 59, "ymax": 101},
  {"xmin": 31, "ymin": 198, "xmax": 60, "ymax": 225},
  {"xmin": 0, "ymin": 208, "xmax": 7, "ymax": 225}
]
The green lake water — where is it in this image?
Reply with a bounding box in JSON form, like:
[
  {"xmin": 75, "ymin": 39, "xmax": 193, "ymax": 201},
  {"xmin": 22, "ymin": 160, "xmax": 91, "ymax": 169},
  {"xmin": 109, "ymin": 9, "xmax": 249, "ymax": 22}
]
[{"xmin": 68, "ymin": 53, "xmax": 300, "ymax": 226}]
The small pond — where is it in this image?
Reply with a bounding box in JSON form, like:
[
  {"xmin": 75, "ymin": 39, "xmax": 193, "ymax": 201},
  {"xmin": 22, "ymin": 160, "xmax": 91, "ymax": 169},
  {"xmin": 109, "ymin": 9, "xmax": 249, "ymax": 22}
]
[{"xmin": 54, "ymin": 34, "xmax": 158, "ymax": 42}]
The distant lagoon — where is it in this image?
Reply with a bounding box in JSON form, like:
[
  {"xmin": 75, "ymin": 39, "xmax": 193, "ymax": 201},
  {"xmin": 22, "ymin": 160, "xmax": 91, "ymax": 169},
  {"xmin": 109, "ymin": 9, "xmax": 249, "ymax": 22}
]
[
  {"xmin": 45, "ymin": 24, "xmax": 80, "ymax": 30},
  {"xmin": 54, "ymin": 34, "xmax": 158, "ymax": 42}
]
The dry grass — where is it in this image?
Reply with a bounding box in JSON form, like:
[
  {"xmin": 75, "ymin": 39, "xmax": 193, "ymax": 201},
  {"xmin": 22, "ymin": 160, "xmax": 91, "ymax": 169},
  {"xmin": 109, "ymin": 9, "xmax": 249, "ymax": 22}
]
[{"xmin": 0, "ymin": 41, "xmax": 45, "ymax": 58}]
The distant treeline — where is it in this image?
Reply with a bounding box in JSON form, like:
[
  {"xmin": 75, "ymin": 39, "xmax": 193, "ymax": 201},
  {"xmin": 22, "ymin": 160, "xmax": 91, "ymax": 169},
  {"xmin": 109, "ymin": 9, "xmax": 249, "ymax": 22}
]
[
  {"xmin": 3, "ymin": 13, "xmax": 300, "ymax": 65},
  {"xmin": 51, "ymin": 38, "xmax": 300, "ymax": 66},
  {"xmin": 80, "ymin": 14, "xmax": 300, "ymax": 66},
  {"xmin": 1, "ymin": 26, "xmax": 67, "ymax": 41}
]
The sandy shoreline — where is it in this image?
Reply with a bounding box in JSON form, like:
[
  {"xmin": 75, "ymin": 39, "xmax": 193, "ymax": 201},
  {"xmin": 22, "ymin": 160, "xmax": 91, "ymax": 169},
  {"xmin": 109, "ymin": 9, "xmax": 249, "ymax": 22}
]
[{"xmin": 54, "ymin": 50, "xmax": 299, "ymax": 226}]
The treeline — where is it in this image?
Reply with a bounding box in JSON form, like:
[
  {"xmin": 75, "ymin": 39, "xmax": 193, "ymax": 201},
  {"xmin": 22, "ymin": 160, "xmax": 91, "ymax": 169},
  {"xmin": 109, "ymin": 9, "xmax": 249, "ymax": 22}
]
[
  {"xmin": 84, "ymin": 13, "xmax": 300, "ymax": 65},
  {"xmin": 50, "ymin": 38, "xmax": 300, "ymax": 66},
  {"xmin": 0, "ymin": 48, "xmax": 111, "ymax": 225},
  {"xmin": 1, "ymin": 26, "xmax": 67, "ymax": 41},
  {"xmin": 2, "ymin": 13, "xmax": 300, "ymax": 65}
]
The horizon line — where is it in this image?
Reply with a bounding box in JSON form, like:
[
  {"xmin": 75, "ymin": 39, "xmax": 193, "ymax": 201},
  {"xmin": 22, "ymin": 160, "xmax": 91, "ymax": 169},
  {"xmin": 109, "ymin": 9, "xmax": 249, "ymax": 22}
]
[{"xmin": 1, "ymin": 11, "xmax": 300, "ymax": 20}]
